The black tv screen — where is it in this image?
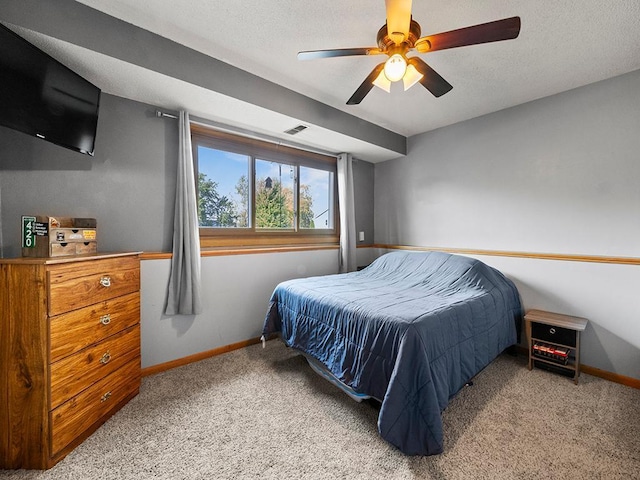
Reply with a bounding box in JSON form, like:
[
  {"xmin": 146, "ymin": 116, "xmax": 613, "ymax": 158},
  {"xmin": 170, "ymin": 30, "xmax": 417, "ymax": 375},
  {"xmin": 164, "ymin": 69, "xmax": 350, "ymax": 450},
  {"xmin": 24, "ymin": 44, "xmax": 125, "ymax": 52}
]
[{"xmin": 0, "ymin": 23, "xmax": 100, "ymax": 156}]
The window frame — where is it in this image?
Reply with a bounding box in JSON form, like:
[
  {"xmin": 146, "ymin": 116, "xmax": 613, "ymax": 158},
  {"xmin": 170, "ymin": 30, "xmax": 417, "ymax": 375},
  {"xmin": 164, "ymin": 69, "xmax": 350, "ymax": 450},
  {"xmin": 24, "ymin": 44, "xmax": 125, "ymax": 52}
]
[{"xmin": 191, "ymin": 124, "xmax": 339, "ymax": 248}]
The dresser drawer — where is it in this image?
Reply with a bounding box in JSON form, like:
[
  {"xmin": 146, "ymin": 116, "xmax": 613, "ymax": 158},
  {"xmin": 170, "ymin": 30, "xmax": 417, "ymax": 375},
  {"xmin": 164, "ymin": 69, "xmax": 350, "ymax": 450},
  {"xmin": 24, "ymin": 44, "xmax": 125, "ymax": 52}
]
[
  {"xmin": 531, "ymin": 322, "xmax": 576, "ymax": 347},
  {"xmin": 50, "ymin": 292, "xmax": 140, "ymax": 363},
  {"xmin": 48, "ymin": 256, "xmax": 139, "ymax": 316},
  {"xmin": 50, "ymin": 358, "xmax": 140, "ymax": 456},
  {"xmin": 50, "ymin": 325, "xmax": 140, "ymax": 409}
]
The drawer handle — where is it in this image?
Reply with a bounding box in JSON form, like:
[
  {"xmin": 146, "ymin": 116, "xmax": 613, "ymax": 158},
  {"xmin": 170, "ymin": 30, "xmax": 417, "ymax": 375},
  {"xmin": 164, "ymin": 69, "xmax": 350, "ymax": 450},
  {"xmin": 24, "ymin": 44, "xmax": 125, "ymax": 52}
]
[
  {"xmin": 100, "ymin": 314, "xmax": 111, "ymax": 325},
  {"xmin": 100, "ymin": 351, "xmax": 112, "ymax": 365},
  {"xmin": 100, "ymin": 276, "xmax": 111, "ymax": 288},
  {"xmin": 101, "ymin": 391, "xmax": 112, "ymax": 403},
  {"xmin": 549, "ymin": 327, "xmax": 556, "ymax": 334}
]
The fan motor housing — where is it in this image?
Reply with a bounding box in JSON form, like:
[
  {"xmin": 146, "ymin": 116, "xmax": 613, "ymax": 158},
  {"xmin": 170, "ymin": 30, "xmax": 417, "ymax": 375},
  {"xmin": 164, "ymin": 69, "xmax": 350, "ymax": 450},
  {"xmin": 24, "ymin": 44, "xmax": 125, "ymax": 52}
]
[{"xmin": 377, "ymin": 19, "xmax": 422, "ymax": 50}]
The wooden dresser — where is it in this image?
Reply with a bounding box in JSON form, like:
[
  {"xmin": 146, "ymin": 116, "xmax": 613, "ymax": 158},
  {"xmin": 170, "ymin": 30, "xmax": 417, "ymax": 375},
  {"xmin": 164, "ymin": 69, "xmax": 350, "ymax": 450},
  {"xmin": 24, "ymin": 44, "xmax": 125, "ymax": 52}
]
[{"xmin": 0, "ymin": 252, "xmax": 141, "ymax": 469}]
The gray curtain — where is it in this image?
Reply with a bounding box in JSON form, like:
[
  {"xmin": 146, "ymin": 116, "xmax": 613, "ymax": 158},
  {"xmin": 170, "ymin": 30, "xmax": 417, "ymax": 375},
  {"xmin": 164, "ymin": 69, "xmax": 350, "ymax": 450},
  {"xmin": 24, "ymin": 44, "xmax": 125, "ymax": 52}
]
[
  {"xmin": 337, "ymin": 152, "xmax": 357, "ymax": 273},
  {"xmin": 165, "ymin": 111, "xmax": 202, "ymax": 315}
]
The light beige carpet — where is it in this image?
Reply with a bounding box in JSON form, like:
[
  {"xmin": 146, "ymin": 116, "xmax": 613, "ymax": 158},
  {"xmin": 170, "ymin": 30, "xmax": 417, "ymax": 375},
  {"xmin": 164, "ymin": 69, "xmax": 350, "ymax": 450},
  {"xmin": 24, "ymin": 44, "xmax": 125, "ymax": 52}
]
[{"xmin": 3, "ymin": 340, "xmax": 639, "ymax": 479}]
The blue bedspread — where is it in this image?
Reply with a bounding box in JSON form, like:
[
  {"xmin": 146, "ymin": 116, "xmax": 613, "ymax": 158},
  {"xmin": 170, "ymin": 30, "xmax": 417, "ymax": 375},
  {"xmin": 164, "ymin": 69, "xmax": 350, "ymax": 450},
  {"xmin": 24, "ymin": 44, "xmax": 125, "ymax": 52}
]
[{"xmin": 262, "ymin": 251, "xmax": 522, "ymax": 455}]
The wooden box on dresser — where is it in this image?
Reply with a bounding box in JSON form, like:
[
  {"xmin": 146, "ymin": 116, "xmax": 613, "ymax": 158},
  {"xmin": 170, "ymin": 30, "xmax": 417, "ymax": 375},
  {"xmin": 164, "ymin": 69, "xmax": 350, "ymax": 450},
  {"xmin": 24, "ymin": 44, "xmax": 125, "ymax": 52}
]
[{"xmin": 0, "ymin": 252, "xmax": 141, "ymax": 469}]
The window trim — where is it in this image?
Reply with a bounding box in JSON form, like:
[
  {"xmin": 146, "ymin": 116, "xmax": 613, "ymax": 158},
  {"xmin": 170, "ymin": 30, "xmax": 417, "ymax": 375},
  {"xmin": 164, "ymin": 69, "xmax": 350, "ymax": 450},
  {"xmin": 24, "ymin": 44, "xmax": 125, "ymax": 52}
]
[{"xmin": 191, "ymin": 124, "xmax": 339, "ymax": 248}]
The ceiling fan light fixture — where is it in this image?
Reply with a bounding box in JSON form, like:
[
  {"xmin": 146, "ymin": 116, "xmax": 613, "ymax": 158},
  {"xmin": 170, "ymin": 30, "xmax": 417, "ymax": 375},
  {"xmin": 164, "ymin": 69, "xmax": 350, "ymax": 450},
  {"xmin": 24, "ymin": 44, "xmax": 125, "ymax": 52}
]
[
  {"xmin": 298, "ymin": 2, "xmax": 521, "ymax": 105},
  {"xmin": 402, "ymin": 63, "xmax": 423, "ymax": 91},
  {"xmin": 372, "ymin": 69, "xmax": 392, "ymax": 92},
  {"xmin": 383, "ymin": 54, "xmax": 407, "ymax": 82}
]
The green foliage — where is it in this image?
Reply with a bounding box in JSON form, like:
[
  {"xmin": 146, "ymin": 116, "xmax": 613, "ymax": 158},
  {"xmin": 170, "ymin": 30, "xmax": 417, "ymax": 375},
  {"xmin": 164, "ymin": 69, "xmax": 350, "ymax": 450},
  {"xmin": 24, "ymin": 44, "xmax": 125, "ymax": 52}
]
[
  {"xmin": 197, "ymin": 172, "xmax": 316, "ymax": 230},
  {"xmin": 234, "ymin": 175, "xmax": 249, "ymax": 228},
  {"xmin": 299, "ymin": 184, "xmax": 315, "ymax": 229},
  {"xmin": 197, "ymin": 173, "xmax": 237, "ymax": 227},
  {"xmin": 255, "ymin": 177, "xmax": 294, "ymax": 229}
]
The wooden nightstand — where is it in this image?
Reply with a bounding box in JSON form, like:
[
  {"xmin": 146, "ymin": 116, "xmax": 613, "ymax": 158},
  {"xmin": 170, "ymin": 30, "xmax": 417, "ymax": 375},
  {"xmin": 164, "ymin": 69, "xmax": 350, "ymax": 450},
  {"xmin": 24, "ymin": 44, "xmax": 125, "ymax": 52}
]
[{"xmin": 525, "ymin": 309, "xmax": 588, "ymax": 385}]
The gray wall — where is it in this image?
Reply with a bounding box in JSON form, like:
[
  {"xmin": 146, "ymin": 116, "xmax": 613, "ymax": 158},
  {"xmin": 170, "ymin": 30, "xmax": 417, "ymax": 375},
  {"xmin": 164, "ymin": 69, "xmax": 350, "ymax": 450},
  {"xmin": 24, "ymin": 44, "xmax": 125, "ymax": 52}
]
[
  {"xmin": 376, "ymin": 70, "xmax": 640, "ymax": 256},
  {"xmin": 374, "ymin": 69, "xmax": 640, "ymax": 379},
  {"xmin": 0, "ymin": 93, "xmax": 177, "ymax": 257},
  {"xmin": 353, "ymin": 158, "xmax": 374, "ymax": 247}
]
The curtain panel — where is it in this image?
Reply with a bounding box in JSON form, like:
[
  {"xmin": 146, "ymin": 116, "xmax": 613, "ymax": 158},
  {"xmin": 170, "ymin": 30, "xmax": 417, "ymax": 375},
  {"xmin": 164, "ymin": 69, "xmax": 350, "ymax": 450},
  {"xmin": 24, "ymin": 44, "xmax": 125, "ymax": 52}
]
[
  {"xmin": 337, "ymin": 152, "xmax": 357, "ymax": 273},
  {"xmin": 165, "ymin": 111, "xmax": 202, "ymax": 315}
]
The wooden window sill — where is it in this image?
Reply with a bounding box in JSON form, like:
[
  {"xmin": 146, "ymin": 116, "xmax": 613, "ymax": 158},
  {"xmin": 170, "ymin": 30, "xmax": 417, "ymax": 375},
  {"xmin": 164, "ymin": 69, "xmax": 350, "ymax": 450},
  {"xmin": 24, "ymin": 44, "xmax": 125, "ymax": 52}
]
[{"xmin": 140, "ymin": 243, "xmax": 339, "ymax": 260}]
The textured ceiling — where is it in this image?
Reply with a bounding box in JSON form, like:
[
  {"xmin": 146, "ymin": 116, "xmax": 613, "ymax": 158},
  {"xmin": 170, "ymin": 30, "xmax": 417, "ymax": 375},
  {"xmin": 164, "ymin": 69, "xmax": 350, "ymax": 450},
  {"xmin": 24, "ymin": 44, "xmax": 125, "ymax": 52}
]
[
  {"xmin": 73, "ymin": 0, "xmax": 640, "ymax": 137},
  {"xmin": 5, "ymin": 1, "xmax": 640, "ymax": 161}
]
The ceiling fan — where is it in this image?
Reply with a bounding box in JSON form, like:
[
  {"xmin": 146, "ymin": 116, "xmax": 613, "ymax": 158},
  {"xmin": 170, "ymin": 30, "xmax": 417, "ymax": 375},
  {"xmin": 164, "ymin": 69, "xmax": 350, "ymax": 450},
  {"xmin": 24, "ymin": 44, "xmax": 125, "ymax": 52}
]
[{"xmin": 297, "ymin": 0, "xmax": 521, "ymax": 105}]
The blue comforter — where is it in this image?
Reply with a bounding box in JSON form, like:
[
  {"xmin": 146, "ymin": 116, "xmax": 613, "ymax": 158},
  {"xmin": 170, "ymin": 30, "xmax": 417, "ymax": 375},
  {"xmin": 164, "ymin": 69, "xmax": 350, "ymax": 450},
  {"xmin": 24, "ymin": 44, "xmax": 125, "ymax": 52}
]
[{"xmin": 262, "ymin": 251, "xmax": 522, "ymax": 455}]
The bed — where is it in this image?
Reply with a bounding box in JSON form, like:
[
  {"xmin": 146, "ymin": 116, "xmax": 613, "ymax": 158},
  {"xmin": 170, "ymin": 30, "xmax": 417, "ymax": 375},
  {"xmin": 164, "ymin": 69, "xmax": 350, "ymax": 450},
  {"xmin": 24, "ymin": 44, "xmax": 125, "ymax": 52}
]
[{"xmin": 262, "ymin": 250, "xmax": 522, "ymax": 455}]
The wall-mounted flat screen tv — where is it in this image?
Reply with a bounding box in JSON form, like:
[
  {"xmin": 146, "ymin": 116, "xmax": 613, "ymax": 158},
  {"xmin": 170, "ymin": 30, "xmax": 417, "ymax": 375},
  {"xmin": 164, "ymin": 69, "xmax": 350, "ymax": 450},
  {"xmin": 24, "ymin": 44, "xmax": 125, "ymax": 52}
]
[{"xmin": 0, "ymin": 23, "xmax": 100, "ymax": 156}]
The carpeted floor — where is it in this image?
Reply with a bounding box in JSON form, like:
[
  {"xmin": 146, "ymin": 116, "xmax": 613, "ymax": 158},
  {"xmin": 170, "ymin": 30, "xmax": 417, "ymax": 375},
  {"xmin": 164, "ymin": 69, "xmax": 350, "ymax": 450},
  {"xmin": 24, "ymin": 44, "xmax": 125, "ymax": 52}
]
[{"xmin": 2, "ymin": 340, "xmax": 639, "ymax": 479}]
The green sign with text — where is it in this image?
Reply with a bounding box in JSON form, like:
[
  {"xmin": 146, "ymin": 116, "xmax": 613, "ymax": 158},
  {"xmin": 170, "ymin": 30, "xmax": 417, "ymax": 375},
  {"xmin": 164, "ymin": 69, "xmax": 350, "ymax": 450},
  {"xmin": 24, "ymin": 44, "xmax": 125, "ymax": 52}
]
[{"xmin": 22, "ymin": 216, "xmax": 37, "ymax": 248}]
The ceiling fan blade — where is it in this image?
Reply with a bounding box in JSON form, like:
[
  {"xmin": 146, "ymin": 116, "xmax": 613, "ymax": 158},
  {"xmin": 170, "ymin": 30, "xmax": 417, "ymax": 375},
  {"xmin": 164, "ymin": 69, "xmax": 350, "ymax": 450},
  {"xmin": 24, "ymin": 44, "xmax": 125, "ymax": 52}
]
[
  {"xmin": 408, "ymin": 57, "xmax": 453, "ymax": 97},
  {"xmin": 415, "ymin": 16, "xmax": 521, "ymax": 53},
  {"xmin": 298, "ymin": 47, "xmax": 383, "ymax": 61},
  {"xmin": 346, "ymin": 63, "xmax": 386, "ymax": 105},
  {"xmin": 385, "ymin": 0, "xmax": 412, "ymax": 44}
]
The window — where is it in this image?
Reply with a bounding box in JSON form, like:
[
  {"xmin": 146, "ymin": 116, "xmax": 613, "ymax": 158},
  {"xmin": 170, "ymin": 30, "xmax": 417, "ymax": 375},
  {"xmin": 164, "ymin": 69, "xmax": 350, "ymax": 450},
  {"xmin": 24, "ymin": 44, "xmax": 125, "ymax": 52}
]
[{"xmin": 191, "ymin": 125, "xmax": 338, "ymax": 247}]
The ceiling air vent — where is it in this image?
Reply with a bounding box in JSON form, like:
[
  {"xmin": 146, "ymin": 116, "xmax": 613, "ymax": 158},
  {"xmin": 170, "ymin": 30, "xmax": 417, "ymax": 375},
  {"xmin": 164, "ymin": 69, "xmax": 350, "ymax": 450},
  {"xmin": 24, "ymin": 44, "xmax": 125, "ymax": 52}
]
[{"xmin": 284, "ymin": 124, "xmax": 308, "ymax": 135}]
